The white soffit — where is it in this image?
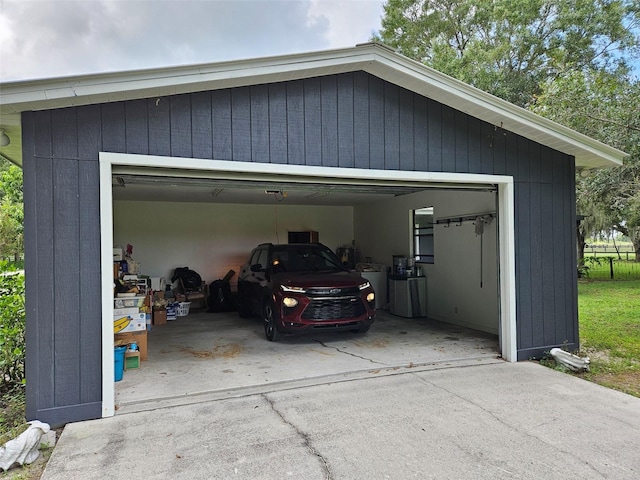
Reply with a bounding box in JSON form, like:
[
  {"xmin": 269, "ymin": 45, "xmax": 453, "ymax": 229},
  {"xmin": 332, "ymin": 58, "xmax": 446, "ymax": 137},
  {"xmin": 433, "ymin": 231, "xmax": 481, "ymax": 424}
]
[{"xmin": 0, "ymin": 43, "xmax": 626, "ymax": 169}]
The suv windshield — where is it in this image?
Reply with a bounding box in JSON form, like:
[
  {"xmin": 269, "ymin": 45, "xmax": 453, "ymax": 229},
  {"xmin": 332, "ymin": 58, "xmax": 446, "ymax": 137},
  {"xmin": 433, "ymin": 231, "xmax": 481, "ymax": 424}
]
[{"xmin": 270, "ymin": 246, "xmax": 346, "ymax": 273}]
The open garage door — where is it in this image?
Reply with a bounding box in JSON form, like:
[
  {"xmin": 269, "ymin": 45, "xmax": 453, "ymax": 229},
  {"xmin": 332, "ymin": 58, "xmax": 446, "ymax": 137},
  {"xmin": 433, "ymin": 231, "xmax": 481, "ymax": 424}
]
[{"xmin": 100, "ymin": 153, "xmax": 516, "ymax": 418}]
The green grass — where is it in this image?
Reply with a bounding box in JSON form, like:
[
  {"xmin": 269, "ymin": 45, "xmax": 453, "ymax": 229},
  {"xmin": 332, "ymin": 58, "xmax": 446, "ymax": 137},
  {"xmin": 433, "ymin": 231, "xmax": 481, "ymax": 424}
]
[{"xmin": 576, "ymin": 280, "xmax": 640, "ymax": 397}]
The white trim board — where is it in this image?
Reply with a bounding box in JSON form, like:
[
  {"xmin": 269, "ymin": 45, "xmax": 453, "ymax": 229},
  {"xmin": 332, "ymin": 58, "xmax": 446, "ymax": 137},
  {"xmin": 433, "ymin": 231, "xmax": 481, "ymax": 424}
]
[{"xmin": 99, "ymin": 153, "xmax": 517, "ymax": 418}]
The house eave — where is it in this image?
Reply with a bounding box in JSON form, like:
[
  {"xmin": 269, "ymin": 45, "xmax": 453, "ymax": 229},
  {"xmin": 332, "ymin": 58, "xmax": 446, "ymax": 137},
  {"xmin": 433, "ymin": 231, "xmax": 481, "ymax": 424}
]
[{"xmin": 0, "ymin": 42, "xmax": 626, "ymax": 169}]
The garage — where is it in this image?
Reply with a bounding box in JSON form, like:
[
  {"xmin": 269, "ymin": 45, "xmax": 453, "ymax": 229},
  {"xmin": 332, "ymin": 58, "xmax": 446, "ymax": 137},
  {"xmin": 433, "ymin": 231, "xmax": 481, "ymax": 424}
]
[
  {"xmin": 3, "ymin": 42, "xmax": 623, "ymax": 426},
  {"xmin": 104, "ymin": 155, "xmax": 515, "ymax": 415}
]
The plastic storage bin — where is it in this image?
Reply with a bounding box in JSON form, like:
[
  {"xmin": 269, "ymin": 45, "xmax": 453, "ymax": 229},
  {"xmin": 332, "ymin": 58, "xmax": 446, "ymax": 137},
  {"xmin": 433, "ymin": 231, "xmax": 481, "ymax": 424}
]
[{"xmin": 114, "ymin": 346, "xmax": 126, "ymax": 382}]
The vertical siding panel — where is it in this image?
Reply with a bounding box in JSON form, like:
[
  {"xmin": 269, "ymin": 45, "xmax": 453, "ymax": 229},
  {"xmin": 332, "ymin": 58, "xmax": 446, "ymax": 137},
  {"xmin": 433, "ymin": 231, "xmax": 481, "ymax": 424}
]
[
  {"xmin": 516, "ymin": 183, "xmax": 532, "ymax": 349},
  {"xmin": 304, "ymin": 78, "xmax": 322, "ymax": 166},
  {"xmin": 78, "ymin": 160, "xmax": 101, "ymax": 403},
  {"xmin": 77, "ymin": 105, "xmax": 101, "ymax": 161},
  {"xmin": 191, "ymin": 91, "xmax": 213, "ymax": 159},
  {"xmin": 170, "ymin": 94, "xmax": 192, "ymax": 158},
  {"xmin": 101, "ymin": 103, "xmax": 126, "ymax": 153},
  {"xmin": 269, "ymin": 83, "xmax": 288, "ymax": 164},
  {"xmin": 250, "ymin": 85, "xmax": 270, "ymax": 163},
  {"xmin": 369, "ymin": 76, "xmax": 384, "ymax": 169},
  {"xmin": 286, "ymin": 81, "xmax": 305, "ymax": 165},
  {"xmin": 427, "ymin": 99, "xmax": 442, "ymax": 171},
  {"xmin": 232, "ymin": 87, "xmax": 251, "ymax": 161},
  {"xmin": 567, "ymin": 165, "xmax": 579, "ymax": 344},
  {"xmin": 124, "ymin": 99, "xmax": 149, "ymax": 155},
  {"xmin": 540, "ymin": 183, "xmax": 556, "ymax": 344},
  {"xmin": 504, "ymin": 132, "xmax": 519, "ymax": 178},
  {"xmin": 337, "ymin": 74, "xmax": 354, "ymax": 168},
  {"xmin": 529, "ymin": 142, "xmax": 541, "ymax": 183},
  {"xmin": 530, "ymin": 183, "xmax": 544, "ymax": 347},
  {"xmin": 34, "ymin": 111, "xmax": 52, "ymax": 158},
  {"xmin": 148, "ymin": 97, "xmax": 171, "ymax": 156},
  {"xmin": 454, "ymin": 110, "xmax": 468, "ymax": 172},
  {"xmin": 52, "ymin": 109, "xmax": 78, "ymax": 159},
  {"xmin": 467, "ymin": 117, "xmax": 482, "ymax": 173},
  {"xmin": 440, "ymin": 105, "xmax": 455, "ymax": 172},
  {"xmin": 212, "ymin": 90, "xmax": 232, "ymax": 160},
  {"xmin": 53, "ymin": 158, "xmax": 81, "ymax": 405},
  {"xmin": 480, "ymin": 122, "xmax": 494, "ymax": 174},
  {"xmin": 414, "ymin": 94, "xmax": 429, "ymax": 171},
  {"xmin": 540, "ymin": 145, "xmax": 555, "ymax": 183},
  {"xmin": 517, "ymin": 136, "xmax": 530, "ymax": 182},
  {"xmin": 353, "ymin": 72, "xmax": 370, "ymax": 168},
  {"xmin": 23, "ymin": 112, "xmax": 53, "ymax": 419},
  {"xmin": 384, "ymin": 83, "xmax": 400, "ymax": 169},
  {"xmin": 399, "ymin": 88, "xmax": 414, "ymax": 171},
  {"xmin": 321, "ymin": 76, "xmax": 339, "ymax": 167},
  {"xmin": 491, "ymin": 126, "xmax": 506, "ymax": 175},
  {"xmin": 551, "ymin": 181, "xmax": 567, "ymax": 345}
]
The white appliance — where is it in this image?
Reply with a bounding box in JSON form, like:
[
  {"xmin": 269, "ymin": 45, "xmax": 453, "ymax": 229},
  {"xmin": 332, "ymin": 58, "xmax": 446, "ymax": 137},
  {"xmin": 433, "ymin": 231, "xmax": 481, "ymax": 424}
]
[{"xmin": 356, "ymin": 263, "xmax": 387, "ymax": 309}]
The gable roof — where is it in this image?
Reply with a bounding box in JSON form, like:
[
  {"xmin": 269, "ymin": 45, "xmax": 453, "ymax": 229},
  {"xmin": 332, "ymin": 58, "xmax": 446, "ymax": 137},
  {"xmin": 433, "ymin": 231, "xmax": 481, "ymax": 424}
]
[{"xmin": 0, "ymin": 42, "xmax": 625, "ymax": 169}]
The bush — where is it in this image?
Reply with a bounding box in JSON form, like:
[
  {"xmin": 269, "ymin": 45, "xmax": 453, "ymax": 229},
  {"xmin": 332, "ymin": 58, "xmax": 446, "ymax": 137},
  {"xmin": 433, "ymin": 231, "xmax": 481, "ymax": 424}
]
[{"xmin": 0, "ymin": 261, "xmax": 26, "ymax": 390}]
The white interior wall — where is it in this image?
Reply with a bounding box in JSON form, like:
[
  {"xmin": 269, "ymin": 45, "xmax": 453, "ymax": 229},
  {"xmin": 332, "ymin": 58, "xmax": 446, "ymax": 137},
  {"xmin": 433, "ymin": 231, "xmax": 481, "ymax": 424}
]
[
  {"xmin": 354, "ymin": 190, "xmax": 499, "ymax": 334},
  {"xmin": 113, "ymin": 201, "xmax": 355, "ymax": 289}
]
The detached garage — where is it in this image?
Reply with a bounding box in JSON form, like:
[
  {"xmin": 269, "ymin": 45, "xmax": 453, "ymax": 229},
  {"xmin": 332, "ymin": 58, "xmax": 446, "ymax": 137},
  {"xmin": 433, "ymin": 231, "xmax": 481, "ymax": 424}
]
[{"xmin": 0, "ymin": 43, "xmax": 624, "ymax": 427}]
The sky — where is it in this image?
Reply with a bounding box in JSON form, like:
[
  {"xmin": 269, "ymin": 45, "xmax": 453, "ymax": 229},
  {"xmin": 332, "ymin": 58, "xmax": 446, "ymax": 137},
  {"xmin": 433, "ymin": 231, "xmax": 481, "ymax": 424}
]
[{"xmin": 0, "ymin": 0, "xmax": 386, "ymax": 82}]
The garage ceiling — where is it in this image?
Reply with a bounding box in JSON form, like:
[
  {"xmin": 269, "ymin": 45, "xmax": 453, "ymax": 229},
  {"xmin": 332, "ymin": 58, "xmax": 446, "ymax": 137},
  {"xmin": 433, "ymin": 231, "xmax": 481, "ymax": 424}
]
[
  {"xmin": 112, "ymin": 174, "xmax": 406, "ymax": 205},
  {"xmin": 111, "ymin": 172, "xmax": 498, "ymax": 205}
]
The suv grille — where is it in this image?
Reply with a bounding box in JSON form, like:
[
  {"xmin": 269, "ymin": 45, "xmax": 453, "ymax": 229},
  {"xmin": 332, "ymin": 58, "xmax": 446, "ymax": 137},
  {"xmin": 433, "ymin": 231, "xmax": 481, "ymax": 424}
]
[
  {"xmin": 307, "ymin": 286, "xmax": 360, "ymax": 296},
  {"xmin": 301, "ymin": 297, "xmax": 366, "ymax": 320}
]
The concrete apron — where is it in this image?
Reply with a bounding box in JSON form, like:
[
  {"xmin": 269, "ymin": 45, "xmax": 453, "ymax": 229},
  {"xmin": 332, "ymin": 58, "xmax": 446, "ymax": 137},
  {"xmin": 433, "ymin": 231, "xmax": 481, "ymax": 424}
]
[{"xmin": 115, "ymin": 310, "xmax": 500, "ymax": 414}]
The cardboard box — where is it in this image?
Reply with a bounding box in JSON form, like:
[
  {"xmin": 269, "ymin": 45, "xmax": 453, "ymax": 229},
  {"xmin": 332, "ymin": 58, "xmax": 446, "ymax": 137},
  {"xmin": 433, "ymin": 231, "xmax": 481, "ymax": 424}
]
[
  {"xmin": 115, "ymin": 330, "xmax": 147, "ymax": 361},
  {"xmin": 153, "ymin": 308, "xmax": 167, "ymax": 325},
  {"xmin": 115, "ymin": 313, "xmax": 146, "ymax": 333},
  {"xmin": 124, "ymin": 351, "xmax": 140, "ymax": 370}
]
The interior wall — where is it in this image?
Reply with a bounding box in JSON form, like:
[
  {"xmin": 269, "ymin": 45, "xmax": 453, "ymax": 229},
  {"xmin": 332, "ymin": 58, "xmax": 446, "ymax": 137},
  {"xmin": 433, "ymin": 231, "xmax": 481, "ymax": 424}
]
[
  {"xmin": 113, "ymin": 200, "xmax": 355, "ymax": 289},
  {"xmin": 354, "ymin": 189, "xmax": 499, "ymax": 334}
]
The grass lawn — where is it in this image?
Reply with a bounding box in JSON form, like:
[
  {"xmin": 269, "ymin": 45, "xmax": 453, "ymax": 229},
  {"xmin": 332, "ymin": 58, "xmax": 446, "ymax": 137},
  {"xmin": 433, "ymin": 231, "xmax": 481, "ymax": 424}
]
[{"xmin": 575, "ymin": 279, "xmax": 640, "ymax": 397}]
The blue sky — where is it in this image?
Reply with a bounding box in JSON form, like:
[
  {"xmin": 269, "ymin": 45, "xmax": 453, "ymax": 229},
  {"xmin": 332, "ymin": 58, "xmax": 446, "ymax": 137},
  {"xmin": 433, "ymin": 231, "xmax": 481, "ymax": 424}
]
[{"xmin": 0, "ymin": 0, "xmax": 385, "ymax": 81}]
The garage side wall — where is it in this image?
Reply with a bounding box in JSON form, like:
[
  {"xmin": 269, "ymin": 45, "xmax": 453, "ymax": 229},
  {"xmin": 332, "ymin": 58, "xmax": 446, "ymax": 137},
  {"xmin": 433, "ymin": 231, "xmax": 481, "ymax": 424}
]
[{"xmin": 22, "ymin": 71, "xmax": 577, "ymax": 425}]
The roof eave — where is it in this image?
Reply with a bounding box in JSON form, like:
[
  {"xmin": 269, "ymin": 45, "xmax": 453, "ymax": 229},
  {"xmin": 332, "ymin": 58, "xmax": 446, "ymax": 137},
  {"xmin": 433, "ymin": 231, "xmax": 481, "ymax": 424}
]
[{"xmin": 0, "ymin": 43, "xmax": 626, "ymax": 169}]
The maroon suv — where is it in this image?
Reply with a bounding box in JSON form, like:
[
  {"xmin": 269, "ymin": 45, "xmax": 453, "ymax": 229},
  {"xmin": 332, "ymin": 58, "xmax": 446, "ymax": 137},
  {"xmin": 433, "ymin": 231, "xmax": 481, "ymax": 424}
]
[{"xmin": 237, "ymin": 243, "xmax": 376, "ymax": 341}]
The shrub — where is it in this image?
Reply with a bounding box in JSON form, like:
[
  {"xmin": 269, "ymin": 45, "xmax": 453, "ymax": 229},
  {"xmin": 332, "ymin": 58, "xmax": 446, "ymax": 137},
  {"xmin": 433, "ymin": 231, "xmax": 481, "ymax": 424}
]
[{"xmin": 0, "ymin": 261, "xmax": 26, "ymax": 390}]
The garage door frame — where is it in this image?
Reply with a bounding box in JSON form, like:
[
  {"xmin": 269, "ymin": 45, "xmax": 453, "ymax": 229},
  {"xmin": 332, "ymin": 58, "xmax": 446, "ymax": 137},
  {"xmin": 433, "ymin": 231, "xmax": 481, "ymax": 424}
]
[{"xmin": 99, "ymin": 152, "xmax": 517, "ymax": 418}]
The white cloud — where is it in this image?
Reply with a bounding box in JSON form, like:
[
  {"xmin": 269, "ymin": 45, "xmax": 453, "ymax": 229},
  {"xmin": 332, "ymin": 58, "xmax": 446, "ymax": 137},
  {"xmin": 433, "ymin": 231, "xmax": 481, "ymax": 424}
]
[{"xmin": 0, "ymin": 0, "xmax": 384, "ymax": 81}]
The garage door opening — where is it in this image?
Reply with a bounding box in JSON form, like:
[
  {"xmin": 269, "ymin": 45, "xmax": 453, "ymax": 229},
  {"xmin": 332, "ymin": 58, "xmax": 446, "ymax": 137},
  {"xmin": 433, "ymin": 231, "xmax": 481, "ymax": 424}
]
[{"xmin": 100, "ymin": 153, "xmax": 516, "ymax": 418}]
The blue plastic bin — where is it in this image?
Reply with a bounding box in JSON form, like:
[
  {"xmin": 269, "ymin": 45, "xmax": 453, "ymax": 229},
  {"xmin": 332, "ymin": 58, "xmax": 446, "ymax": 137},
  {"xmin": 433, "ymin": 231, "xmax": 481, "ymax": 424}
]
[{"xmin": 114, "ymin": 346, "xmax": 126, "ymax": 382}]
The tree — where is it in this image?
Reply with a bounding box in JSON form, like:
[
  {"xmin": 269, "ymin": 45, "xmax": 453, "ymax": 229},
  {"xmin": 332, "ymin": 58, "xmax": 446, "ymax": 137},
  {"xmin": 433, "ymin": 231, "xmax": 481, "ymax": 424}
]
[
  {"xmin": 533, "ymin": 69, "xmax": 640, "ymax": 261},
  {"xmin": 375, "ymin": 0, "xmax": 640, "ymax": 106},
  {"xmin": 0, "ymin": 164, "xmax": 24, "ymax": 260}
]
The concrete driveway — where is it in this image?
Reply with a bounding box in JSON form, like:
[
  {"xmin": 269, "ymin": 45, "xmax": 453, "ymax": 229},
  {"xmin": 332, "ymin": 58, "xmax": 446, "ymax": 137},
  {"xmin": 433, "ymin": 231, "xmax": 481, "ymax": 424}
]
[
  {"xmin": 115, "ymin": 310, "xmax": 499, "ymax": 414},
  {"xmin": 42, "ymin": 361, "xmax": 640, "ymax": 479}
]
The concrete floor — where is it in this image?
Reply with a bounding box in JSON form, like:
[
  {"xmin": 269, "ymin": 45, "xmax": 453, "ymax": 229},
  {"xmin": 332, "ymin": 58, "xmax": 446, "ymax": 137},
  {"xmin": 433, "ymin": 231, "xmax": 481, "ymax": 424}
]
[{"xmin": 115, "ymin": 309, "xmax": 499, "ymax": 414}]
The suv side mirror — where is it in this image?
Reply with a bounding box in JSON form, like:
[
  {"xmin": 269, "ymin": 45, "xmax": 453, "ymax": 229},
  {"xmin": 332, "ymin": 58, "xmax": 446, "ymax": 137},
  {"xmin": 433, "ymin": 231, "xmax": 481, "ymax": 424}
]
[{"xmin": 250, "ymin": 264, "xmax": 264, "ymax": 273}]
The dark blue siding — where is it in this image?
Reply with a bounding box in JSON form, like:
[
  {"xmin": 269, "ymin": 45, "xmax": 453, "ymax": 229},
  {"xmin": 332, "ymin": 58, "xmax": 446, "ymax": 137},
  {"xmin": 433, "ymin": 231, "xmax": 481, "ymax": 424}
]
[{"xmin": 22, "ymin": 71, "xmax": 578, "ymax": 424}]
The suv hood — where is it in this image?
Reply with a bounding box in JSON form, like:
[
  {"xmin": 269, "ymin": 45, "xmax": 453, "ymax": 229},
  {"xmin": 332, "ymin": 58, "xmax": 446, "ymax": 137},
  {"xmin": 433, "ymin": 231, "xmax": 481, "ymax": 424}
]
[{"xmin": 275, "ymin": 270, "xmax": 367, "ymax": 289}]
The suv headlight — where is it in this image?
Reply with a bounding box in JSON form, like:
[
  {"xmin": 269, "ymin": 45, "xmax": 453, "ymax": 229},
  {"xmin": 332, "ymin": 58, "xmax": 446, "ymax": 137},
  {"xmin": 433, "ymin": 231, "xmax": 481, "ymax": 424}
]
[
  {"xmin": 281, "ymin": 285, "xmax": 306, "ymax": 293},
  {"xmin": 283, "ymin": 297, "xmax": 299, "ymax": 308},
  {"xmin": 358, "ymin": 281, "xmax": 371, "ymax": 291}
]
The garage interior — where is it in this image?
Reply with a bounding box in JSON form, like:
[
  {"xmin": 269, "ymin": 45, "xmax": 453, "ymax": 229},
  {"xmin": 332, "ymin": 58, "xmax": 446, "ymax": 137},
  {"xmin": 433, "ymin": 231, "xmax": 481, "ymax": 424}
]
[{"xmin": 111, "ymin": 167, "xmax": 502, "ymax": 412}]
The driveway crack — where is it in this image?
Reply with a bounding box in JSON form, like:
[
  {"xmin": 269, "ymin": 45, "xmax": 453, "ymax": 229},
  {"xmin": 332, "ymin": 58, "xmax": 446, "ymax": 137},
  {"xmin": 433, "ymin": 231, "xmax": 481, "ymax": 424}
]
[
  {"xmin": 312, "ymin": 339, "xmax": 386, "ymax": 365},
  {"xmin": 263, "ymin": 393, "xmax": 333, "ymax": 480}
]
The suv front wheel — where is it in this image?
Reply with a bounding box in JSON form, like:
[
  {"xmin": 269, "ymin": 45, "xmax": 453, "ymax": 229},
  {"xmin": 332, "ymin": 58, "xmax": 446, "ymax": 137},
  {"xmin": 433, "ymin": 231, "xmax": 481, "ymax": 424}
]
[{"xmin": 263, "ymin": 299, "xmax": 283, "ymax": 341}]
